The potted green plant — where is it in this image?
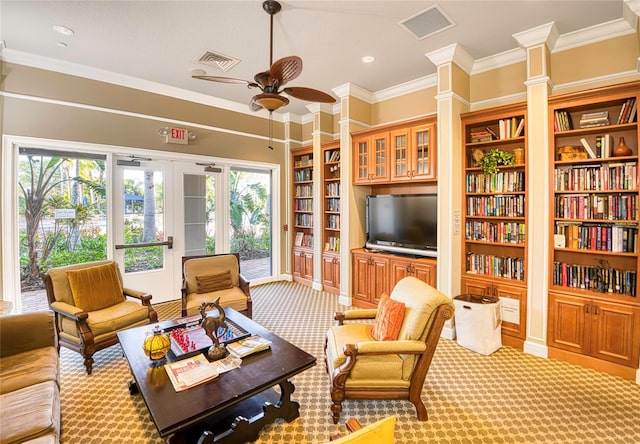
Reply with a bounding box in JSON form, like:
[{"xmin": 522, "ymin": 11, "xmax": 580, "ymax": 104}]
[{"xmin": 479, "ymin": 148, "xmax": 515, "ymax": 175}]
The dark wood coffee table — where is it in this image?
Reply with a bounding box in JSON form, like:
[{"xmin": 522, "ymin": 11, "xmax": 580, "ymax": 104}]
[{"xmin": 117, "ymin": 308, "xmax": 316, "ymax": 443}]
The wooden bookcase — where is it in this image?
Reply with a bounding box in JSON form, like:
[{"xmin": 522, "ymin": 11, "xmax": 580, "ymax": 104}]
[
  {"xmin": 547, "ymin": 82, "xmax": 640, "ymax": 374},
  {"xmin": 291, "ymin": 146, "xmax": 314, "ymax": 286},
  {"xmin": 460, "ymin": 103, "xmax": 528, "ymax": 348},
  {"xmin": 322, "ymin": 141, "xmax": 341, "ymax": 294}
]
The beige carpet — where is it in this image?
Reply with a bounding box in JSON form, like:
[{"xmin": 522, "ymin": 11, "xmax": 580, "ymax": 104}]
[{"xmin": 59, "ymin": 281, "xmax": 640, "ymax": 443}]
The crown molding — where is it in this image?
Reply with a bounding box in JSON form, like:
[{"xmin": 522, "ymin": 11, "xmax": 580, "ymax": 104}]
[
  {"xmin": 471, "ymin": 48, "xmax": 526, "ymax": 75},
  {"xmin": 425, "ymin": 43, "xmax": 474, "ymax": 74},
  {"xmin": 513, "ymin": 22, "xmax": 559, "ymax": 51},
  {"xmin": 373, "ymin": 74, "xmax": 437, "ymax": 102},
  {"xmin": 332, "ymin": 83, "xmax": 373, "ymax": 103},
  {"xmin": 0, "ymin": 48, "xmax": 293, "ymax": 122},
  {"xmin": 305, "ymin": 103, "xmax": 334, "ymax": 114},
  {"xmin": 554, "ymin": 17, "xmax": 635, "ymax": 53}
]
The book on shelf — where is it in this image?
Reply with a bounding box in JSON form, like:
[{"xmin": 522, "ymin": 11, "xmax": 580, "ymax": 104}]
[
  {"xmin": 294, "ymin": 232, "xmax": 304, "ymax": 247},
  {"xmin": 579, "ymin": 111, "xmax": 609, "ymax": 128},
  {"xmin": 554, "ymin": 110, "xmax": 573, "ymax": 131},
  {"xmin": 226, "ymin": 335, "xmax": 272, "ymax": 358},
  {"xmin": 165, "ymin": 353, "xmax": 218, "ymax": 392},
  {"xmin": 617, "ymin": 98, "xmax": 638, "ymax": 124},
  {"xmin": 579, "ymin": 138, "xmax": 597, "ymax": 159},
  {"xmin": 514, "ymin": 118, "xmax": 525, "ymax": 137}
]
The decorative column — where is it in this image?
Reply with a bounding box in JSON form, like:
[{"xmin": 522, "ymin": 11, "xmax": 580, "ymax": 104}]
[
  {"xmin": 307, "ymin": 103, "xmax": 336, "ymax": 291},
  {"xmin": 513, "ymin": 22, "xmax": 557, "ymax": 358},
  {"xmin": 282, "ymin": 112, "xmax": 302, "ymax": 280},
  {"xmin": 426, "ymin": 44, "xmax": 473, "ymax": 339},
  {"xmin": 332, "ymin": 83, "xmax": 373, "ymax": 306}
]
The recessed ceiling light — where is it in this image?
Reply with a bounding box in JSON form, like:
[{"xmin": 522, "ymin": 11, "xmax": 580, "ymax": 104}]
[
  {"xmin": 361, "ymin": 56, "xmax": 375, "ymax": 64},
  {"xmin": 52, "ymin": 25, "xmax": 74, "ymax": 36},
  {"xmin": 57, "ymin": 42, "xmax": 67, "ymax": 48}
]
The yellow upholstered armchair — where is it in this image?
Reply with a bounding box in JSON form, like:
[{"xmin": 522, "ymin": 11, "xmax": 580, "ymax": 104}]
[
  {"xmin": 325, "ymin": 277, "xmax": 454, "ymax": 424},
  {"xmin": 181, "ymin": 253, "xmax": 252, "ymax": 318},
  {"xmin": 44, "ymin": 260, "xmax": 157, "ymax": 375}
]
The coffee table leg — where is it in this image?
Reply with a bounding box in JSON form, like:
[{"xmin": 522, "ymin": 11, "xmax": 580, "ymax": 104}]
[{"xmin": 195, "ymin": 379, "xmax": 301, "ymax": 444}]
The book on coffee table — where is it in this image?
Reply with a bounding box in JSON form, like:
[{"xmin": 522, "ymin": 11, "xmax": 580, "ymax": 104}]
[
  {"xmin": 165, "ymin": 353, "xmax": 218, "ymax": 391},
  {"xmin": 226, "ymin": 335, "xmax": 272, "ymax": 358}
]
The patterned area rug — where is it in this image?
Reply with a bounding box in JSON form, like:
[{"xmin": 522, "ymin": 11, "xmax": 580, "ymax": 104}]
[{"xmin": 59, "ymin": 281, "xmax": 640, "ymax": 443}]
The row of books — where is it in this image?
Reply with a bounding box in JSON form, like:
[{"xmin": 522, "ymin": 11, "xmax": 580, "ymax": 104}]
[
  {"xmin": 325, "ymin": 182, "xmax": 340, "ymax": 196},
  {"xmin": 554, "ymin": 162, "xmax": 638, "ymax": 191},
  {"xmin": 326, "ymin": 214, "xmax": 340, "ymax": 229},
  {"xmin": 579, "ymin": 110, "xmax": 609, "ymax": 128},
  {"xmin": 294, "ymin": 232, "xmax": 313, "ymax": 247},
  {"xmin": 294, "ymin": 155, "xmax": 312, "ymax": 168},
  {"xmin": 325, "ymin": 197, "xmax": 340, "ymax": 212},
  {"xmin": 617, "ymin": 97, "xmax": 637, "ymax": 125},
  {"xmin": 324, "ymin": 149, "xmax": 341, "ymax": 163},
  {"xmin": 295, "ymin": 213, "xmax": 313, "ymax": 228},
  {"xmin": 466, "ymin": 171, "xmax": 525, "ymax": 193},
  {"xmin": 579, "ymin": 134, "xmax": 615, "ymax": 158},
  {"xmin": 465, "ymin": 253, "xmax": 525, "ymax": 281},
  {"xmin": 554, "ymin": 223, "xmax": 637, "ymax": 253},
  {"xmin": 466, "ymin": 195, "xmax": 525, "ymax": 217},
  {"xmin": 465, "ymin": 221, "xmax": 526, "ymax": 244},
  {"xmin": 552, "ymin": 262, "xmax": 636, "ymax": 296},
  {"xmin": 325, "ymin": 236, "xmax": 340, "ymax": 252},
  {"xmin": 469, "ymin": 118, "xmax": 524, "ymax": 142},
  {"xmin": 294, "ymin": 169, "xmax": 312, "ymax": 182},
  {"xmin": 554, "ymin": 194, "xmax": 637, "ymax": 221},
  {"xmin": 294, "ymin": 199, "xmax": 312, "ymax": 212},
  {"xmin": 554, "ymin": 110, "xmax": 573, "ymax": 131},
  {"xmin": 294, "ymin": 184, "xmax": 312, "ymax": 197}
]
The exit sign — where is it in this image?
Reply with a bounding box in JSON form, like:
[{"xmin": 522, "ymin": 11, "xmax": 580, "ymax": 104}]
[{"xmin": 166, "ymin": 127, "xmax": 188, "ymax": 145}]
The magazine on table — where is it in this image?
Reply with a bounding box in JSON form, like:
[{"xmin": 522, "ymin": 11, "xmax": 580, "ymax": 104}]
[
  {"xmin": 165, "ymin": 353, "xmax": 218, "ymax": 391},
  {"xmin": 226, "ymin": 335, "xmax": 272, "ymax": 358}
]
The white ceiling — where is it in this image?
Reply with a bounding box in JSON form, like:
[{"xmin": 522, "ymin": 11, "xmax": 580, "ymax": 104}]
[{"xmin": 0, "ymin": 1, "xmax": 630, "ymax": 116}]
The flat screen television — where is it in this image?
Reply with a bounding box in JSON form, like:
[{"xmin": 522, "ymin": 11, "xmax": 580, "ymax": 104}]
[{"xmin": 366, "ymin": 194, "xmax": 437, "ymax": 257}]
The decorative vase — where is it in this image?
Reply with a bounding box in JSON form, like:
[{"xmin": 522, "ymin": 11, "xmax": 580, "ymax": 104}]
[
  {"xmin": 513, "ymin": 147, "xmax": 524, "ymax": 165},
  {"xmin": 612, "ymin": 136, "xmax": 632, "ymax": 157}
]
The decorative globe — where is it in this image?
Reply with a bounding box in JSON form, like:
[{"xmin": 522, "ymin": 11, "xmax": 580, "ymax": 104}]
[{"xmin": 143, "ymin": 325, "xmax": 171, "ymax": 361}]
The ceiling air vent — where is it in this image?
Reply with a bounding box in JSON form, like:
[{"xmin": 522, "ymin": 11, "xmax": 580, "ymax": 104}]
[
  {"xmin": 398, "ymin": 4, "xmax": 455, "ymax": 40},
  {"xmin": 194, "ymin": 49, "xmax": 240, "ymax": 72}
]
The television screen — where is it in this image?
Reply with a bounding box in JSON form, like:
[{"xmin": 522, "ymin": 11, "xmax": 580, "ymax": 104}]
[{"xmin": 366, "ymin": 194, "xmax": 437, "ymax": 257}]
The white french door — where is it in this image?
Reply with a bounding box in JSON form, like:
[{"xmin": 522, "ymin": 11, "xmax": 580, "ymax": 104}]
[{"xmin": 113, "ymin": 157, "xmax": 177, "ymax": 303}]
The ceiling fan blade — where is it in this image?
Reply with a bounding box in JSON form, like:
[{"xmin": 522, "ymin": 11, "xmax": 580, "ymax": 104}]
[
  {"xmin": 283, "ymin": 87, "xmax": 336, "ymax": 103},
  {"xmin": 270, "ymin": 56, "xmax": 303, "ymax": 88},
  {"xmin": 192, "ymin": 75, "xmax": 251, "ymax": 85}
]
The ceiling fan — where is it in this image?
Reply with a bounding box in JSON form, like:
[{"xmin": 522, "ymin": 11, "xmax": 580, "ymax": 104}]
[{"xmin": 192, "ymin": 0, "xmax": 336, "ymax": 113}]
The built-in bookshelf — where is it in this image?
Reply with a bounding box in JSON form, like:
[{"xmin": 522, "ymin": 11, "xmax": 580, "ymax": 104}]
[
  {"xmin": 548, "ymin": 81, "xmax": 640, "ymax": 372},
  {"xmin": 460, "ymin": 103, "xmax": 528, "ymax": 348},
  {"xmin": 292, "ymin": 146, "xmax": 314, "ymax": 286},
  {"xmin": 322, "ymin": 141, "xmax": 341, "ymax": 294}
]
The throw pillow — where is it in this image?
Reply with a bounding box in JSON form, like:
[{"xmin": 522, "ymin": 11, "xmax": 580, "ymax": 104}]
[
  {"xmin": 370, "ymin": 293, "xmax": 406, "ymax": 341},
  {"xmin": 196, "ymin": 270, "xmax": 234, "ymax": 294},
  {"xmin": 67, "ymin": 262, "xmax": 124, "ymax": 312}
]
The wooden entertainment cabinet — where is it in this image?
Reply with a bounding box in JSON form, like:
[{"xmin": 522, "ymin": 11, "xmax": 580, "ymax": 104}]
[
  {"xmin": 351, "ymin": 248, "xmax": 437, "ymax": 308},
  {"xmin": 350, "ymin": 115, "xmax": 438, "ymax": 308}
]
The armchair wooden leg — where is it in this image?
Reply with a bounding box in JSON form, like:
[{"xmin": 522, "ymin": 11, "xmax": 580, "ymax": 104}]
[
  {"xmin": 83, "ymin": 356, "xmax": 94, "ymax": 375},
  {"xmin": 409, "ymin": 392, "xmax": 428, "ymax": 421}
]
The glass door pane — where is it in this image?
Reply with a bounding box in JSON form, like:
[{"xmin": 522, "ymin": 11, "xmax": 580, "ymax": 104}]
[
  {"xmin": 229, "ymin": 168, "xmax": 272, "ymax": 280},
  {"xmin": 183, "ymin": 173, "xmax": 217, "ymax": 256},
  {"xmin": 121, "ymin": 168, "xmax": 165, "ymax": 272}
]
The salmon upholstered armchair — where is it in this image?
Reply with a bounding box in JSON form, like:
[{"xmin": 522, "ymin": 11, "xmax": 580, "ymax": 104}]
[
  {"xmin": 325, "ymin": 277, "xmax": 454, "ymax": 424},
  {"xmin": 181, "ymin": 253, "xmax": 252, "ymax": 318},
  {"xmin": 44, "ymin": 260, "xmax": 157, "ymax": 374}
]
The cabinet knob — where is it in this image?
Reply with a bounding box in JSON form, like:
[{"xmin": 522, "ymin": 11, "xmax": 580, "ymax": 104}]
[
  {"xmin": 585, "ymin": 305, "xmax": 589, "ymax": 314},
  {"xmin": 594, "ymin": 305, "xmax": 599, "ymax": 315}
]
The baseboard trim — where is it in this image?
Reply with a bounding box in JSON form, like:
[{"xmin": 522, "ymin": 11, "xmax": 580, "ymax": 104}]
[
  {"xmin": 441, "ymin": 325, "xmax": 455, "ymax": 340},
  {"xmin": 338, "ymin": 294, "xmax": 351, "ymax": 307},
  {"xmin": 523, "ymin": 341, "xmax": 548, "ymax": 359}
]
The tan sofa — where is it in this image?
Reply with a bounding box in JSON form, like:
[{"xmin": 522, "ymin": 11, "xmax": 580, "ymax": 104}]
[{"xmin": 0, "ymin": 311, "xmax": 60, "ymax": 443}]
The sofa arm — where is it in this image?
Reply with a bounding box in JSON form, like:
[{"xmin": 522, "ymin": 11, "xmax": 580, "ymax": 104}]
[{"xmin": 0, "ymin": 311, "xmax": 57, "ymax": 358}]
